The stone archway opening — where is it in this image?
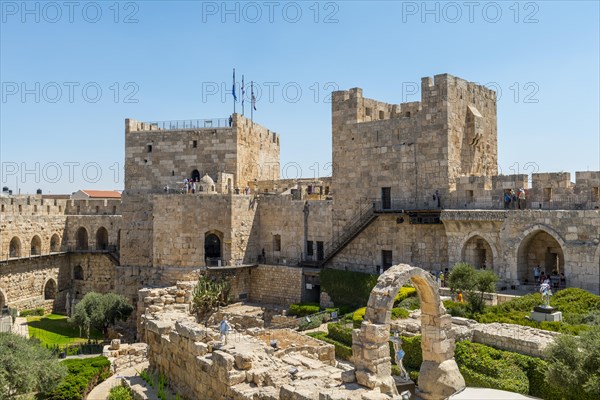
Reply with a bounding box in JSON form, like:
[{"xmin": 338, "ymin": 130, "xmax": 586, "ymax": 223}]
[
  {"xmin": 50, "ymin": 234, "xmax": 61, "ymax": 253},
  {"xmin": 31, "ymin": 235, "xmax": 42, "ymax": 256},
  {"xmin": 205, "ymin": 231, "xmax": 223, "ymax": 266},
  {"xmin": 44, "ymin": 279, "xmax": 57, "ymax": 300},
  {"xmin": 76, "ymin": 227, "xmax": 88, "ymax": 250},
  {"xmin": 517, "ymin": 230, "xmax": 565, "ymax": 284},
  {"xmin": 9, "ymin": 236, "xmax": 21, "ymax": 258},
  {"xmin": 352, "ymin": 263, "xmax": 465, "ymax": 400},
  {"xmin": 96, "ymin": 227, "xmax": 109, "ymax": 250},
  {"xmin": 461, "ymin": 235, "xmax": 493, "ymax": 270}
]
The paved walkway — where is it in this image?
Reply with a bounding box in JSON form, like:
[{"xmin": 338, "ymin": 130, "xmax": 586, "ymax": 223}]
[
  {"xmin": 12, "ymin": 317, "xmax": 29, "ymax": 338},
  {"xmin": 87, "ymin": 361, "xmax": 149, "ymax": 400},
  {"xmin": 449, "ymin": 388, "xmax": 540, "ymax": 399}
]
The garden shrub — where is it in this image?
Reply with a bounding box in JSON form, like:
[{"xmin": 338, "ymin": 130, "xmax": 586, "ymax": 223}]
[
  {"xmin": 44, "ymin": 356, "xmax": 111, "ymax": 400},
  {"xmin": 399, "ymin": 335, "xmax": 422, "ymax": 370},
  {"xmin": 320, "ymin": 269, "xmax": 379, "ymax": 309},
  {"xmin": 393, "ymin": 286, "xmax": 417, "ymax": 306},
  {"xmin": 391, "ymin": 307, "xmax": 409, "ymax": 320},
  {"xmin": 108, "ymin": 385, "xmax": 134, "ymax": 400},
  {"xmin": 298, "ymin": 313, "xmax": 325, "ymax": 331},
  {"xmin": 307, "ymin": 331, "xmax": 352, "ymax": 360},
  {"xmin": 443, "ymin": 300, "xmax": 469, "ymax": 318},
  {"xmin": 20, "ymin": 308, "xmax": 45, "ymax": 317},
  {"xmin": 327, "ymin": 323, "xmax": 353, "ymax": 346},
  {"xmin": 352, "ymin": 307, "xmax": 366, "ymax": 328},
  {"xmin": 288, "ymin": 303, "xmax": 320, "ymax": 317},
  {"xmin": 550, "ymin": 288, "xmax": 600, "ymax": 315},
  {"xmin": 397, "ymin": 296, "xmax": 420, "ymax": 310}
]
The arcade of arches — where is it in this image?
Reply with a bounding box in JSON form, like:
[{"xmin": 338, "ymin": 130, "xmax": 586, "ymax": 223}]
[{"xmin": 517, "ymin": 230, "xmax": 564, "ymax": 283}]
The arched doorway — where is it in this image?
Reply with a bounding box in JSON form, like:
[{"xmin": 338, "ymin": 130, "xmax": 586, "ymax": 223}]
[
  {"xmin": 50, "ymin": 234, "xmax": 61, "ymax": 252},
  {"xmin": 96, "ymin": 227, "xmax": 109, "ymax": 250},
  {"xmin": 191, "ymin": 169, "xmax": 201, "ymax": 182},
  {"xmin": 31, "ymin": 235, "xmax": 42, "ymax": 256},
  {"xmin": 73, "ymin": 265, "xmax": 84, "ymax": 280},
  {"xmin": 44, "ymin": 279, "xmax": 57, "ymax": 300},
  {"xmin": 461, "ymin": 235, "xmax": 494, "ymax": 270},
  {"xmin": 76, "ymin": 227, "xmax": 88, "ymax": 250},
  {"xmin": 353, "ymin": 263, "xmax": 465, "ymax": 399},
  {"xmin": 517, "ymin": 229, "xmax": 565, "ymax": 284},
  {"xmin": 9, "ymin": 236, "xmax": 21, "ymax": 258},
  {"xmin": 205, "ymin": 232, "xmax": 222, "ymax": 266}
]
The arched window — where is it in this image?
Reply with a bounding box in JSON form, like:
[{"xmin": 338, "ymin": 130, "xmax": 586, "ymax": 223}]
[
  {"xmin": 30, "ymin": 235, "xmax": 42, "ymax": 256},
  {"xmin": 76, "ymin": 227, "xmax": 88, "ymax": 250},
  {"xmin": 73, "ymin": 265, "xmax": 84, "ymax": 280},
  {"xmin": 44, "ymin": 279, "xmax": 57, "ymax": 300},
  {"xmin": 191, "ymin": 169, "xmax": 200, "ymax": 182},
  {"xmin": 50, "ymin": 234, "xmax": 61, "ymax": 253},
  {"xmin": 96, "ymin": 227, "xmax": 109, "ymax": 250},
  {"xmin": 9, "ymin": 237, "xmax": 21, "ymax": 258}
]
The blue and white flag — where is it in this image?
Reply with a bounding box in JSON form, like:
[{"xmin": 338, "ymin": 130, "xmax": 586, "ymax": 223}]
[
  {"xmin": 232, "ymin": 68, "xmax": 237, "ymax": 102},
  {"xmin": 251, "ymin": 81, "xmax": 257, "ymax": 111}
]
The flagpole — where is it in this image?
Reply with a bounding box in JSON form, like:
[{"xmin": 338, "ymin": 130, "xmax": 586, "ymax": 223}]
[
  {"xmin": 241, "ymin": 75, "xmax": 245, "ymax": 116},
  {"xmin": 251, "ymin": 80, "xmax": 254, "ymax": 123},
  {"xmin": 233, "ymin": 68, "xmax": 236, "ymax": 115}
]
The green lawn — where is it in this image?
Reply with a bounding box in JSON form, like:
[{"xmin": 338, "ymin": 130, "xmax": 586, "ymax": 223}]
[{"xmin": 27, "ymin": 314, "xmax": 103, "ymax": 346}]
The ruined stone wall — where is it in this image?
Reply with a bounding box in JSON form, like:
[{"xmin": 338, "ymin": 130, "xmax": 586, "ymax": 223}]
[
  {"xmin": 248, "ymin": 265, "xmax": 302, "ymax": 306},
  {"xmin": 330, "ymin": 215, "xmax": 448, "ymax": 273}
]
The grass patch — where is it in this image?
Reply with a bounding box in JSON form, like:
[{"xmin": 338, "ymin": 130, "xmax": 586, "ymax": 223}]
[{"xmin": 27, "ymin": 314, "xmax": 103, "ymax": 346}]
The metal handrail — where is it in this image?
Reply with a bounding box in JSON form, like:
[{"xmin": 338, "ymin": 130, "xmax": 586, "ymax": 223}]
[{"xmin": 138, "ymin": 118, "xmax": 231, "ymax": 131}]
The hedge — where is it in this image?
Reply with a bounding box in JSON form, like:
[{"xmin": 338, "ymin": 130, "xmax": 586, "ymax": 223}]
[
  {"xmin": 327, "ymin": 323, "xmax": 353, "ymax": 346},
  {"xmin": 288, "ymin": 303, "xmax": 320, "ymax": 317},
  {"xmin": 307, "ymin": 331, "xmax": 353, "ymax": 360},
  {"xmin": 44, "ymin": 356, "xmax": 111, "ymax": 400},
  {"xmin": 320, "ymin": 269, "xmax": 379, "ymax": 309},
  {"xmin": 394, "ymin": 286, "xmax": 417, "ymax": 306},
  {"xmin": 20, "ymin": 308, "xmax": 46, "ymax": 317},
  {"xmin": 391, "ymin": 308, "xmax": 409, "ymax": 320},
  {"xmin": 298, "ymin": 312, "xmax": 326, "ymax": 331},
  {"xmin": 352, "ymin": 307, "xmax": 366, "ymax": 328}
]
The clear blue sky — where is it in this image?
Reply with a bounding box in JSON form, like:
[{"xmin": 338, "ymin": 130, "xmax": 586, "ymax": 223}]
[{"xmin": 1, "ymin": 0, "xmax": 599, "ymax": 194}]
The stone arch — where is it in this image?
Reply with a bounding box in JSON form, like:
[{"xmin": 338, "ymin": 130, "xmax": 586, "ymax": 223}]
[
  {"xmin": 9, "ymin": 236, "xmax": 21, "ymax": 258},
  {"xmin": 353, "ymin": 264, "xmax": 464, "ymax": 399},
  {"xmin": 96, "ymin": 226, "xmax": 109, "ymax": 250},
  {"xmin": 191, "ymin": 169, "xmax": 201, "ymax": 182},
  {"xmin": 30, "ymin": 235, "xmax": 42, "ymax": 256},
  {"xmin": 76, "ymin": 227, "xmax": 89, "ymax": 250},
  {"xmin": 43, "ymin": 278, "xmax": 57, "ymax": 300},
  {"xmin": 459, "ymin": 232, "xmax": 497, "ymax": 271},
  {"xmin": 50, "ymin": 233, "xmax": 61, "ymax": 253},
  {"xmin": 205, "ymin": 230, "xmax": 223, "ymax": 265},
  {"xmin": 516, "ymin": 225, "xmax": 566, "ymax": 284},
  {"xmin": 0, "ymin": 288, "xmax": 6, "ymax": 309}
]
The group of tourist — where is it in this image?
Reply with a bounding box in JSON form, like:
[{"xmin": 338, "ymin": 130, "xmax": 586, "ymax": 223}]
[
  {"xmin": 503, "ymin": 188, "xmax": 527, "ymax": 209},
  {"xmin": 532, "ymin": 266, "xmax": 566, "ymax": 289}
]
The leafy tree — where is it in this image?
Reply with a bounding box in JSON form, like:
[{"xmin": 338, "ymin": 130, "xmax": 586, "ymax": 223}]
[
  {"xmin": 191, "ymin": 274, "xmax": 231, "ymax": 320},
  {"xmin": 70, "ymin": 292, "xmax": 133, "ymax": 338},
  {"xmin": 545, "ymin": 326, "xmax": 600, "ymax": 399},
  {"xmin": 0, "ymin": 332, "xmax": 67, "ymax": 399},
  {"xmin": 448, "ymin": 262, "xmax": 498, "ymax": 313}
]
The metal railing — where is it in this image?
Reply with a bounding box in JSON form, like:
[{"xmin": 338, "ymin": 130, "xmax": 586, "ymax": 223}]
[{"xmin": 138, "ymin": 118, "xmax": 231, "ymax": 131}]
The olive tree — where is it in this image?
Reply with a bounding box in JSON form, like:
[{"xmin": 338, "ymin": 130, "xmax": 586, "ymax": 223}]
[
  {"xmin": 70, "ymin": 292, "xmax": 133, "ymax": 338},
  {"xmin": 448, "ymin": 262, "xmax": 498, "ymax": 313}
]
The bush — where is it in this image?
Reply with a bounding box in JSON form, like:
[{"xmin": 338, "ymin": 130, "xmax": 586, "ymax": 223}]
[
  {"xmin": 288, "ymin": 303, "xmax": 320, "ymax": 317},
  {"xmin": 397, "ymin": 296, "xmax": 420, "ymax": 310},
  {"xmin": 352, "ymin": 307, "xmax": 366, "ymax": 328},
  {"xmin": 44, "ymin": 356, "xmax": 111, "ymax": 400},
  {"xmin": 394, "ymin": 286, "xmax": 417, "ymax": 306},
  {"xmin": 399, "ymin": 335, "xmax": 422, "ymax": 370},
  {"xmin": 298, "ymin": 313, "xmax": 325, "ymax": 331},
  {"xmin": 551, "ymin": 288, "xmax": 600, "ymax": 315},
  {"xmin": 391, "ymin": 307, "xmax": 409, "ymax": 320},
  {"xmin": 327, "ymin": 323, "xmax": 353, "ymax": 346},
  {"xmin": 320, "ymin": 269, "xmax": 379, "ymax": 309},
  {"xmin": 307, "ymin": 331, "xmax": 353, "ymax": 360},
  {"xmin": 443, "ymin": 300, "xmax": 469, "ymax": 318},
  {"xmin": 20, "ymin": 308, "xmax": 45, "ymax": 317},
  {"xmin": 108, "ymin": 385, "xmax": 134, "ymax": 400}
]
